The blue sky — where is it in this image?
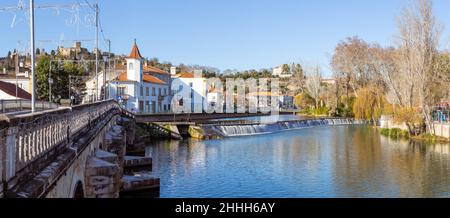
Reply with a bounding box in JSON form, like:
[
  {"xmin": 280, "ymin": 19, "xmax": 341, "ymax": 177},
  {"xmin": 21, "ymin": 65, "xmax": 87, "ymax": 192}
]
[{"xmin": 1, "ymin": 0, "xmax": 450, "ymax": 75}]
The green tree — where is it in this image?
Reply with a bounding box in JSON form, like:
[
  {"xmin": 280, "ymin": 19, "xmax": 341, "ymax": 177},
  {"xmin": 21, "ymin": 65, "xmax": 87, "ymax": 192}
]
[
  {"xmin": 36, "ymin": 57, "xmax": 86, "ymax": 103},
  {"xmin": 281, "ymin": 64, "xmax": 290, "ymax": 75},
  {"xmin": 352, "ymin": 86, "xmax": 385, "ymax": 121},
  {"xmin": 294, "ymin": 93, "xmax": 314, "ymax": 109}
]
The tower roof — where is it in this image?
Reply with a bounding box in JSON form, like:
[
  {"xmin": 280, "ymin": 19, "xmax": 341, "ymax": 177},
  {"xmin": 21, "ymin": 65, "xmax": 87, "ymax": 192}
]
[{"xmin": 128, "ymin": 39, "xmax": 143, "ymax": 59}]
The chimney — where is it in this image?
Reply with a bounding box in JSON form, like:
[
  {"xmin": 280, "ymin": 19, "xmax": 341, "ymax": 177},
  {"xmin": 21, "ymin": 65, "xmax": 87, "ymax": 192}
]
[{"xmin": 170, "ymin": 67, "xmax": 177, "ymax": 75}]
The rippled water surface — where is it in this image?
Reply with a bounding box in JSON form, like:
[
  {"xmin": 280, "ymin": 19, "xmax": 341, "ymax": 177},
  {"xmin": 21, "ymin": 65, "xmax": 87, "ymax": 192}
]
[{"xmin": 147, "ymin": 125, "xmax": 450, "ymax": 198}]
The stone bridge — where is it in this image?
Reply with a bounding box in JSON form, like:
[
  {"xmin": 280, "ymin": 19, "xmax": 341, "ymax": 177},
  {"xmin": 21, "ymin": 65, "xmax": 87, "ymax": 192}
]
[{"xmin": 0, "ymin": 100, "xmax": 158, "ymax": 198}]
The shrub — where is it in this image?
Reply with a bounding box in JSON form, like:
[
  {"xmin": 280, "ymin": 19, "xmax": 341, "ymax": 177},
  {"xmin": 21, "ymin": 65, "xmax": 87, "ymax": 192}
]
[{"xmin": 380, "ymin": 128, "xmax": 410, "ymax": 139}]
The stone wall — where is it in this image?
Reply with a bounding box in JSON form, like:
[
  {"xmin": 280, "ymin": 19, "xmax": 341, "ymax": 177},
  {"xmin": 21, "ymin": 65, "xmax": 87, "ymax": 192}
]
[
  {"xmin": 379, "ymin": 115, "xmax": 409, "ymax": 131},
  {"xmin": 434, "ymin": 123, "xmax": 450, "ymax": 139}
]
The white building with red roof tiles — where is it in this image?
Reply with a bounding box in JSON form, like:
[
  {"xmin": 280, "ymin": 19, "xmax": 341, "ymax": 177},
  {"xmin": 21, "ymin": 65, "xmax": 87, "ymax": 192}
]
[{"xmin": 108, "ymin": 41, "xmax": 171, "ymax": 114}]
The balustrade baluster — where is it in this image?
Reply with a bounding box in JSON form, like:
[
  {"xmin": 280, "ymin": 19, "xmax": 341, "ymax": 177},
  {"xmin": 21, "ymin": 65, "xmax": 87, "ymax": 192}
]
[
  {"xmin": 32, "ymin": 130, "xmax": 36, "ymax": 160},
  {"xmin": 45, "ymin": 125, "xmax": 49, "ymax": 148},
  {"xmin": 37, "ymin": 128, "xmax": 41, "ymax": 155},
  {"xmin": 18, "ymin": 134, "xmax": 23, "ymax": 163},
  {"xmin": 26, "ymin": 130, "xmax": 30, "ymax": 163},
  {"xmin": 39, "ymin": 127, "xmax": 44, "ymax": 154},
  {"xmin": 57, "ymin": 122, "xmax": 61, "ymax": 143},
  {"xmin": 50, "ymin": 124, "xmax": 54, "ymax": 147}
]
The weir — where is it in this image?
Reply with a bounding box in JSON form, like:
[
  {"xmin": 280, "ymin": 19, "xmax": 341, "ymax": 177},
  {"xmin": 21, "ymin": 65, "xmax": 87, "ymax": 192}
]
[{"xmin": 203, "ymin": 118, "xmax": 366, "ymax": 137}]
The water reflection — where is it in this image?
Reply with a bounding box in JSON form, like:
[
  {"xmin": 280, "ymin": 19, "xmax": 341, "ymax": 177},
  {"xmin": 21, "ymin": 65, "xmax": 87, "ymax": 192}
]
[{"xmin": 147, "ymin": 126, "xmax": 450, "ymax": 198}]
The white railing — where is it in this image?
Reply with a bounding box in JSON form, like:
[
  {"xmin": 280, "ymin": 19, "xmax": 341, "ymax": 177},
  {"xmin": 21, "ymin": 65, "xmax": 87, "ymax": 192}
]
[
  {"xmin": 0, "ymin": 100, "xmax": 119, "ymax": 183},
  {"xmin": 0, "ymin": 99, "xmax": 59, "ymax": 114}
]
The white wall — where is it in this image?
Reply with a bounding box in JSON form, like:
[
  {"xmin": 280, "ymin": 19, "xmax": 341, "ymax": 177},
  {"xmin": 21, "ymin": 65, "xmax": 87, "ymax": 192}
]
[
  {"xmin": 126, "ymin": 58, "xmax": 142, "ymax": 82},
  {"xmin": 171, "ymin": 77, "xmax": 207, "ymax": 113},
  {"xmin": 434, "ymin": 123, "xmax": 450, "ymax": 139},
  {"xmin": 0, "ymin": 79, "xmax": 30, "ymax": 94},
  {"xmin": 0, "ymin": 90, "xmax": 20, "ymax": 100},
  {"xmin": 136, "ymin": 83, "xmax": 171, "ymax": 113},
  {"xmin": 109, "ymin": 81, "xmax": 171, "ymax": 114},
  {"xmin": 379, "ymin": 115, "xmax": 409, "ymax": 131}
]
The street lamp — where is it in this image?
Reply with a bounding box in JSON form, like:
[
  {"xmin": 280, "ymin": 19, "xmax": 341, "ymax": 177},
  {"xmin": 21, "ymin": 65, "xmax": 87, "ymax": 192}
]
[
  {"xmin": 48, "ymin": 60, "xmax": 56, "ymax": 103},
  {"xmin": 48, "ymin": 77, "xmax": 53, "ymax": 103},
  {"xmin": 30, "ymin": 0, "xmax": 36, "ymax": 113},
  {"xmin": 102, "ymin": 54, "xmax": 108, "ymax": 101}
]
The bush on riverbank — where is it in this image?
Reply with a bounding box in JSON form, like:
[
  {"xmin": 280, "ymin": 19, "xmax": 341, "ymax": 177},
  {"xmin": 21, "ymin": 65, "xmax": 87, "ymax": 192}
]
[
  {"xmin": 300, "ymin": 106, "xmax": 330, "ymax": 116},
  {"xmin": 411, "ymin": 134, "xmax": 450, "ymax": 143},
  {"xmin": 380, "ymin": 128, "xmax": 410, "ymax": 139},
  {"xmin": 380, "ymin": 128, "xmax": 450, "ymax": 143}
]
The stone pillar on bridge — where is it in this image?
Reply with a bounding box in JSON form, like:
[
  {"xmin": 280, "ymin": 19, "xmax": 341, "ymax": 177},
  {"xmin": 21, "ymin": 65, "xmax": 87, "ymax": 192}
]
[
  {"xmin": 85, "ymin": 154, "xmax": 121, "ymax": 198},
  {"xmin": 118, "ymin": 117, "xmax": 135, "ymax": 146},
  {"xmin": 104, "ymin": 125, "xmax": 126, "ymax": 177},
  {"xmin": 84, "ymin": 120, "xmax": 127, "ymax": 198}
]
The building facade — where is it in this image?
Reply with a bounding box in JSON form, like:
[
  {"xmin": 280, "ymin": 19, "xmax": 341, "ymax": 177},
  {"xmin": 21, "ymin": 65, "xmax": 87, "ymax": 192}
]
[
  {"xmin": 108, "ymin": 42, "xmax": 171, "ymax": 114},
  {"xmin": 171, "ymin": 70, "xmax": 208, "ymax": 113},
  {"xmin": 272, "ymin": 65, "xmax": 293, "ymax": 78}
]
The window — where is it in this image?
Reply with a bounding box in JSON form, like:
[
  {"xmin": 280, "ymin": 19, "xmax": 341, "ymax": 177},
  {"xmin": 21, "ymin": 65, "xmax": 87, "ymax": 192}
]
[
  {"xmin": 129, "ymin": 62, "xmax": 134, "ymax": 70},
  {"xmin": 159, "ymin": 88, "xmax": 161, "ymax": 96},
  {"xmin": 152, "ymin": 87, "xmax": 156, "ymax": 96},
  {"xmin": 140, "ymin": 86, "xmax": 143, "ymax": 96},
  {"xmin": 145, "ymin": 101, "xmax": 150, "ymax": 111},
  {"xmin": 117, "ymin": 87, "xmax": 126, "ymax": 96},
  {"xmin": 138, "ymin": 101, "xmax": 144, "ymax": 111},
  {"xmin": 146, "ymin": 87, "xmax": 149, "ymax": 96},
  {"xmin": 163, "ymin": 88, "xmax": 167, "ymax": 96}
]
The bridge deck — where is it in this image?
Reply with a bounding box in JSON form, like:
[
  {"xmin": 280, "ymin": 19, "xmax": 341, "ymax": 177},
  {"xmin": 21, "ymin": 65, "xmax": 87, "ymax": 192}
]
[{"xmin": 134, "ymin": 112, "xmax": 299, "ymax": 123}]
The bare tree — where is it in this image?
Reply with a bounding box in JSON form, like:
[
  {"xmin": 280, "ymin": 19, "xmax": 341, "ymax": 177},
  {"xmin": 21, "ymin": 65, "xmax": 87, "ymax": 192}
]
[
  {"xmin": 305, "ymin": 65, "xmax": 323, "ymax": 108},
  {"xmin": 331, "ymin": 36, "xmax": 376, "ymax": 98},
  {"xmin": 395, "ymin": 0, "xmax": 442, "ymax": 134}
]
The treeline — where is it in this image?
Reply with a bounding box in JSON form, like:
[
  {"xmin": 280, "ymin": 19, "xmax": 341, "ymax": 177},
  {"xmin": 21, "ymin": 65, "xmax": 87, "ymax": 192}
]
[{"xmin": 294, "ymin": 0, "xmax": 450, "ymax": 136}]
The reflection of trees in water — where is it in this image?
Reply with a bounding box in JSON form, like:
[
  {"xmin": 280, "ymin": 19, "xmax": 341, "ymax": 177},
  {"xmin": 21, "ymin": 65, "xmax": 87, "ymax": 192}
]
[
  {"xmin": 331, "ymin": 126, "xmax": 386, "ymax": 197},
  {"xmin": 333, "ymin": 126, "xmax": 450, "ymax": 197},
  {"xmin": 405, "ymin": 140, "xmax": 450, "ymax": 197}
]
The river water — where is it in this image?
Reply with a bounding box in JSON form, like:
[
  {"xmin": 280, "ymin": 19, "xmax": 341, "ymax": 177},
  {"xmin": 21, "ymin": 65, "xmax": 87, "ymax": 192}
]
[{"xmin": 146, "ymin": 125, "xmax": 450, "ymax": 198}]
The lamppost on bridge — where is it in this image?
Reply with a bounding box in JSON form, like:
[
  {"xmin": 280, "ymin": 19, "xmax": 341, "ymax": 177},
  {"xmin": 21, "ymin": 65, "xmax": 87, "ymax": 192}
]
[{"xmin": 30, "ymin": 0, "xmax": 36, "ymax": 113}]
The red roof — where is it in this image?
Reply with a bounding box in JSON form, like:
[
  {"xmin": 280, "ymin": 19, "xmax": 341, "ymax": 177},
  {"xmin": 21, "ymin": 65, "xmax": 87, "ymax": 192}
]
[
  {"xmin": 116, "ymin": 72, "xmax": 166, "ymax": 85},
  {"xmin": 175, "ymin": 72, "xmax": 202, "ymax": 78},
  {"xmin": 143, "ymin": 66, "xmax": 169, "ymax": 75},
  {"xmin": 128, "ymin": 42, "xmax": 143, "ymax": 59},
  {"xmin": 143, "ymin": 74, "xmax": 166, "ymax": 85},
  {"xmin": 0, "ymin": 81, "xmax": 31, "ymax": 100}
]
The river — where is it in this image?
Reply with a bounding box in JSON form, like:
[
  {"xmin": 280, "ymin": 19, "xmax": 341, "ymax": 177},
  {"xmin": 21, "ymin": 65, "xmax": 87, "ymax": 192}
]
[{"xmin": 146, "ymin": 124, "xmax": 450, "ymax": 198}]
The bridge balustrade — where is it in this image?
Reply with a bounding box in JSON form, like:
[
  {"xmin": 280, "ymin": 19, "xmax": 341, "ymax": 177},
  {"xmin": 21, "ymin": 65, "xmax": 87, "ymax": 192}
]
[
  {"xmin": 0, "ymin": 99, "xmax": 59, "ymax": 114},
  {"xmin": 0, "ymin": 100, "xmax": 119, "ymax": 186}
]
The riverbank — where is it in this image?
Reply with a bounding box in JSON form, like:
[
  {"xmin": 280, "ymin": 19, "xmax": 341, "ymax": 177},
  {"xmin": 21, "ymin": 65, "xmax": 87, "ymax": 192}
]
[{"xmin": 380, "ymin": 127, "xmax": 450, "ymax": 143}]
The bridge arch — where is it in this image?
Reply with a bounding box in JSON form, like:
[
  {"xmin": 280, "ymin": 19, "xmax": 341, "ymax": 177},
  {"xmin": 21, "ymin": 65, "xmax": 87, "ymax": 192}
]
[{"xmin": 73, "ymin": 181, "xmax": 84, "ymax": 198}]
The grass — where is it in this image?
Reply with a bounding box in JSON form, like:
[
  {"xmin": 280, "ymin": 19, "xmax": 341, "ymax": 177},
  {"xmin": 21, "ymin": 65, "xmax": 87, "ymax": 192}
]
[
  {"xmin": 380, "ymin": 128, "xmax": 410, "ymax": 139},
  {"xmin": 381, "ymin": 128, "xmax": 450, "ymax": 143}
]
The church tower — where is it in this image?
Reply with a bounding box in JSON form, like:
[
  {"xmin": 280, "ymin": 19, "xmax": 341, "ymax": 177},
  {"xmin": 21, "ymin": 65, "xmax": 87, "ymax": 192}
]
[{"xmin": 126, "ymin": 39, "xmax": 143, "ymax": 82}]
